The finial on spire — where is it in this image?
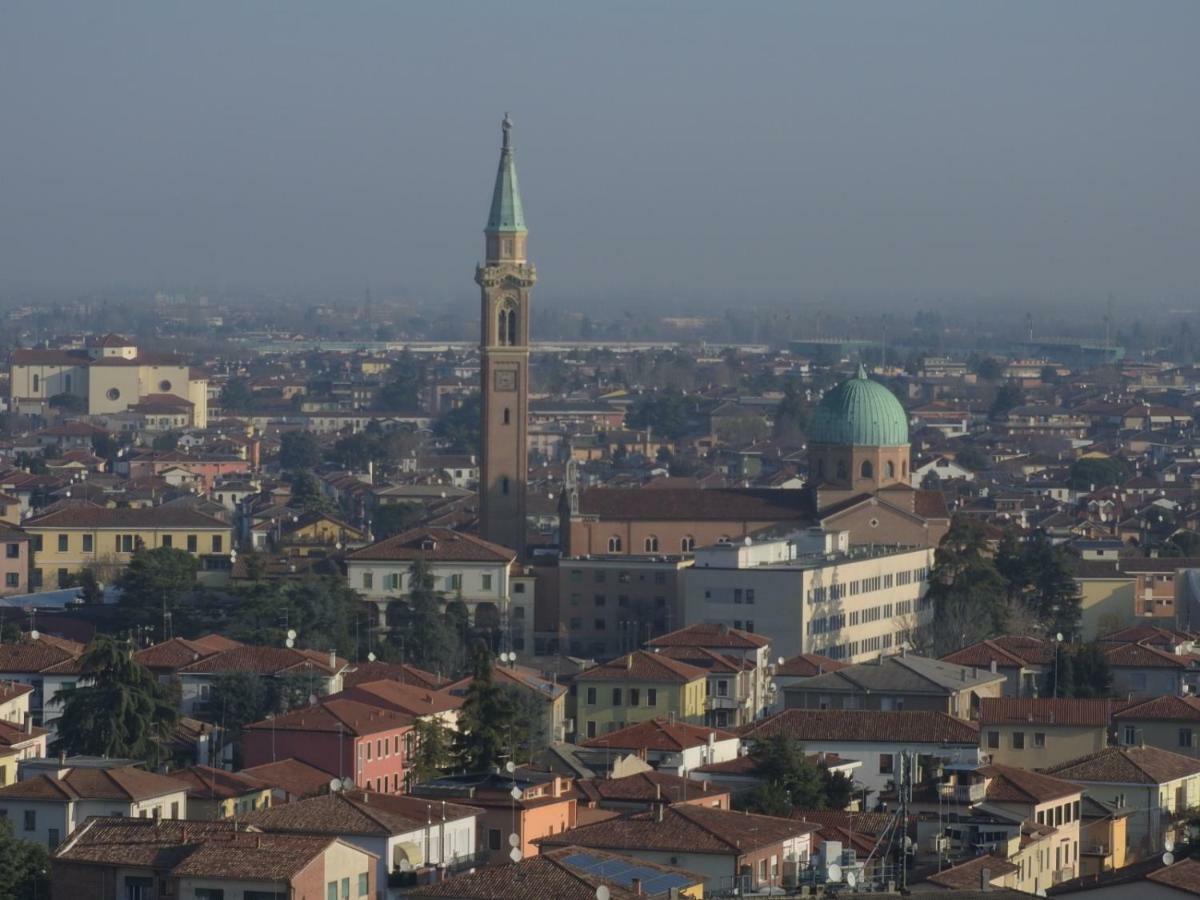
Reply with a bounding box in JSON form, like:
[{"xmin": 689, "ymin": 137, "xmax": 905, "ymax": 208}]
[
  {"xmin": 501, "ymin": 113, "xmax": 513, "ymax": 150},
  {"xmin": 856, "ymin": 362, "xmax": 869, "ymax": 379}
]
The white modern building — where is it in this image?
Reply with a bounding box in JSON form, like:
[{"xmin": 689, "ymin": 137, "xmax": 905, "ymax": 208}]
[{"xmin": 683, "ymin": 529, "xmax": 934, "ymax": 662}]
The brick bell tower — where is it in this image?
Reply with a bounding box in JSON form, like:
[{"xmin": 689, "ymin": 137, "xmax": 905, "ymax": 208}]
[{"xmin": 476, "ymin": 114, "xmax": 535, "ymax": 556}]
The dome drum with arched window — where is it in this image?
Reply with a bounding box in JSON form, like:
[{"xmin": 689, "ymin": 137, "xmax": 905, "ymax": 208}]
[{"xmin": 807, "ymin": 364, "xmax": 910, "ymax": 492}]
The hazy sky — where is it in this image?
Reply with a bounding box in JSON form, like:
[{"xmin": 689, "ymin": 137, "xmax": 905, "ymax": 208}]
[{"xmin": 1, "ymin": 1, "xmax": 1198, "ymax": 308}]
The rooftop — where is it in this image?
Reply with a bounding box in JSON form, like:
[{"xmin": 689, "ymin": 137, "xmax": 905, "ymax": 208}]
[
  {"xmin": 741, "ymin": 709, "xmax": 980, "ymax": 745},
  {"xmin": 1046, "ymin": 745, "xmax": 1200, "ymax": 785}
]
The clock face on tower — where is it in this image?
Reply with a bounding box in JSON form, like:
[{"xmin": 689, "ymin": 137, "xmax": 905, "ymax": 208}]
[{"xmin": 494, "ymin": 369, "xmax": 517, "ymax": 392}]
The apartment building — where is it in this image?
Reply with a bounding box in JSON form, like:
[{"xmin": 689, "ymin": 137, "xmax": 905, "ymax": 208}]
[
  {"xmin": 980, "ymin": 698, "xmax": 1112, "ymax": 768},
  {"xmin": 683, "ymin": 529, "xmax": 933, "ymax": 661},
  {"xmin": 571, "ymin": 651, "xmax": 708, "ymax": 739}
]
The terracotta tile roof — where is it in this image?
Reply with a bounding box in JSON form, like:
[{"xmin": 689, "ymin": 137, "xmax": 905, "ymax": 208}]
[
  {"xmin": 238, "ymin": 758, "xmax": 333, "ymax": 798},
  {"xmin": 537, "ymin": 803, "xmax": 817, "ymax": 855},
  {"xmin": 1046, "ymin": 745, "xmax": 1200, "ymax": 785},
  {"xmin": 333, "ymin": 680, "xmax": 463, "ymax": 717},
  {"xmin": 574, "ymin": 651, "xmax": 707, "ymax": 685},
  {"xmin": 171, "ymin": 765, "xmax": 269, "ymax": 801},
  {"xmin": 0, "ymin": 681, "xmax": 34, "ymax": 703},
  {"xmin": 177, "ymin": 645, "xmax": 346, "ymax": 676},
  {"xmin": 977, "ymin": 764, "xmax": 1081, "ymax": 803},
  {"xmin": 646, "ymin": 622, "xmax": 769, "ymax": 650},
  {"xmin": 979, "ymin": 698, "xmax": 1115, "ymax": 728},
  {"xmin": 347, "ymin": 526, "xmax": 515, "ymax": 562},
  {"xmin": 133, "ymin": 636, "xmax": 233, "ymax": 671},
  {"xmin": 242, "ymin": 789, "xmax": 480, "ymax": 836},
  {"xmin": 1103, "ymin": 641, "xmax": 1189, "ymax": 669},
  {"xmin": 245, "ymin": 697, "xmax": 414, "ymax": 737},
  {"xmin": 0, "ymin": 635, "xmax": 85, "ymax": 674},
  {"xmin": 740, "ymin": 709, "xmax": 980, "ymax": 745},
  {"xmin": 652, "ymin": 646, "xmax": 745, "ymax": 674},
  {"xmin": 577, "ymin": 487, "xmax": 813, "ymax": 522},
  {"xmin": 941, "ymin": 635, "xmax": 1055, "ymax": 668},
  {"xmin": 343, "ymin": 661, "xmax": 446, "ymax": 690},
  {"xmin": 1113, "ymin": 694, "xmax": 1200, "ymax": 723},
  {"xmin": 408, "ymin": 849, "xmax": 670, "ymax": 899},
  {"xmin": 775, "ymin": 653, "xmax": 849, "ymax": 677},
  {"xmin": 441, "ymin": 664, "xmax": 567, "ymax": 703},
  {"xmin": 1146, "ymin": 857, "xmax": 1200, "ymax": 896},
  {"xmin": 924, "ymin": 854, "xmax": 1018, "ymax": 889},
  {"xmin": 789, "ymin": 809, "xmax": 892, "ymax": 837},
  {"xmin": 0, "ymin": 766, "xmax": 188, "ymax": 802},
  {"xmin": 574, "ymin": 771, "xmax": 728, "ymax": 806},
  {"xmin": 23, "ymin": 506, "xmax": 230, "ymax": 529},
  {"xmin": 581, "ymin": 718, "xmax": 737, "ymax": 752},
  {"xmin": 0, "ymin": 718, "xmax": 47, "ymax": 749}
]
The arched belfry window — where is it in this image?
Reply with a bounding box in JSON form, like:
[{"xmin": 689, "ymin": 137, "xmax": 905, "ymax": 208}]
[
  {"xmin": 608, "ymin": 536, "xmax": 622, "ymax": 552},
  {"xmin": 497, "ymin": 299, "xmax": 518, "ymax": 347},
  {"xmin": 645, "ymin": 535, "xmax": 659, "ymax": 553}
]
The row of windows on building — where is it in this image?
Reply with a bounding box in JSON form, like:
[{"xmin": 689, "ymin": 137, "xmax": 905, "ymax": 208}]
[
  {"xmin": 701, "ymin": 588, "xmax": 756, "ymax": 604},
  {"xmin": 33, "ymin": 532, "xmax": 223, "ymax": 554},
  {"xmin": 819, "ymin": 629, "xmax": 913, "ymax": 660},
  {"xmin": 582, "ymin": 686, "xmax": 659, "ymax": 707},
  {"xmin": 567, "ymin": 617, "xmax": 663, "ymax": 633},
  {"xmin": 606, "ymin": 535, "xmax": 701, "ymax": 553},
  {"xmin": 568, "ymin": 593, "xmax": 669, "ymax": 609},
  {"xmin": 570, "ymin": 569, "xmax": 670, "ymax": 585},
  {"xmin": 807, "ymin": 566, "xmax": 929, "ymax": 604},
  {"xmin": 808, "ymin": 600, "xmax": 910, "ymax": 635},
  {"xmin": 1121, "ymin": 725, "xmax": 1195, "ymax": 749},
  {"xmin": 362, "ymin": 572, "xmax": 497, "ymax": 592},
  {"xmin": 324, "ymin": 875, "xmax": 371, "ymax": 900}
]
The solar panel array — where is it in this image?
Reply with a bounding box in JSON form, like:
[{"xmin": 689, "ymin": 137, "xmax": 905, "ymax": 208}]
[{"xmin": 559, "ymin": 851, "xmax": 695, "ymax": 895}]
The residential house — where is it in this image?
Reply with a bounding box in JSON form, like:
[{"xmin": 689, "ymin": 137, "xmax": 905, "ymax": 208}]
[
  {"xmin": 1076, "ymin": 796, "xmax": 1132, "ymax": 877},
  {"xmin": 331, "ymin": 679, "xmax": 463, "ymax": 732},
  {"xmin": 169, "ymin": 765, "xmax": 273, "ymax": 820},
  {"xmin": 0, "ymin": 681, "xmax": 33, "ymax": 727},
  {"xmin": 769, "ymin": 653, "xmax": 848, "ymax": 710},
  {"xmin": 1046, "ymin": 745, "xmax": 1200, "ymax": 858},
  {"xmin": 243, "ymin": 789, "xmax": 482, "ymax": 888},
  {"xmin": 537, "ymin": 803, "xmax": 817, "ymax": 894},
  {"xmin": 409, "ymin": 845, "xmax": 705, "ymax": 900},
  {"xmin": 0, "ymin": 531, "xmax": 30, "ymax": 596},
  {"xmin": 741, "ymin": 709, "xmax": 982, "ymax": 800},
  {"xmin": 781, "ymin": 652, "xmax": 1005, "ymax": 719},
  {"xmin": 579, "ymin": 719, "xmax": 741, "ymax": 776},
  {"xmin": 941, "ymin": 635, "xmax": 1055, "ymax": 697},
  {"xmin": 50, "ymin": 818, "xmax": 375, "ymax": 900},
  {"xmin": 646, "ymin": 622, "xmax": 772, "ymax": 726},
  {"xmin": 0, "ymin": 634, "xmax": 87, "ymax": 728},
  {"xmin": 409, "ymin": 769, "xmax": 576, "ymax": 865},
  {"xmin": 1113, "ymin": 694, "xmax": 1200, "ymax": 759},
  {"xmin": 571, "ymin": 651, "xmax": 708, "ymax": 739},
  {"xmin": 574, "ymin": 770, "xmax": 730, "ymax": 814},
  {"xmin": 0, "ymin": 718, "xmax": 48, "ymax": 788},
  {"xmin": 238, "ymin": 758, "xmax": 335, "ymax": 804},
  {"xmin": 0, "ymin": 765, "xmax": 189, "ymax": 851},
  {"xmin": 1103, "ymin": 642, "xmax": 1197, "ymax": 698},
  {"xmin": 243, "ymin": 698, "xmax": 415, "ymax": 795},
  {"xmin": 346, "ymin": 527, "xmax": 534, "ymax": 654},
  {"xmin": 23, "ymin": 505, "xmax": 233, "ymax": 589},
  {"xmin": 980, "ymin": 698, "xmax": 1113, "ymax": 768}
]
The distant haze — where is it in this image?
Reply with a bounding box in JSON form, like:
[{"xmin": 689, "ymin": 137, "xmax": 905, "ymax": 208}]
[{"xmin": 1, "ymin": 1, "xmax": 1197, "ymax": 309}]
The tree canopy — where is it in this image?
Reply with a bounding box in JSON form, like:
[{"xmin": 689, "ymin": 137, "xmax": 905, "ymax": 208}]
[
  {"xmin": 116, "ymin": 545, "xmax": 199, "ymax": 636},
  {"xmin": 452, "ymin": 644, "xmax": 518, "ymax": 772},
  {"xmin": 279, "ymin": 430, "xmax": 322, "ymax": 471}
]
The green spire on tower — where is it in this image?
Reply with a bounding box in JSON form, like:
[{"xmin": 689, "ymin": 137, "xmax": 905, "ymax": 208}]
[{"xmin": 486, "ymin": 113, "xmax": 526, "ymax": 233}]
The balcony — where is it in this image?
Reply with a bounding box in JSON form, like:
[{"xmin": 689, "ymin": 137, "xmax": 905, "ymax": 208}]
[
  {"xmin": 706, "ymin": 695, "xmax": 740, "ymax": 711},
  {"xmin": 938, "ymin": 781, "xmax": 986, "ymax": 804}
]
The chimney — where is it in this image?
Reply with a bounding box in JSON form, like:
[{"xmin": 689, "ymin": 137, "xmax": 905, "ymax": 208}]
[
  {"xmin": 980, "ymin": 867, "xmax": 991, "ymax": 891},
  {"xmin": 329, "ymin": 649, "xmax": 337, "ymax": 670},
  {"xmin": 654, "ymin": 802, "xmax": 665, "ymax": 823},
  {"xmin": 990, "ymin": 659, "xmax": 998, "ymax": 674},
  {"xmin": 626, "ymin": 655, "xmax": 634, "ymax": 670},
  {"xmin": 631, "ymin": 877, "xmax": 643, "ymax": 895}
]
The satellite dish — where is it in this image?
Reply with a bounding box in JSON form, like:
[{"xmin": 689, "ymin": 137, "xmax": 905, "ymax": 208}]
[
  {"xmin": 287, "ymin": 629, "xmax": 297, "ymax": 640},
  {"xmin": 596, "ymin": 887, "xmax": 610, "ymax": 900},
  {"xmin": 508, "ymin": 847, "xmax": 522, "ymax": 863},
  {"xmin": 777, "ymin": 656, "xmax": 785, "ymax": 666},
  {"xmin": 510, "ymin": 786, "xmax": 523, "ymax": 801},
  {"xmin": 1165, "ymin": 838, "xmax": 1175, "ymax": 852},
  {"xmin": 1055, "ymin": 632, "xmax": 1064, "ymax": 642},
  {"xmin": 328, "ymin": 778, "xmax": 342, "ymax": 793},
  {"xmin": 398, "ymin": 858, "xmax": 412, "ymax": 873},
  {"xmin": 29, "ymin": 630, "xmax": 39, "ymax": 641},
  {"xmin": 285, "ymin": 638, "xmax": 294, "ymax": 648},
  {"xmin": 367, "ymin": 652, "xmax": 376, "ymax": 662},
  {"xmin": 845, "ymin": 871, "xmax": 858, "ymax": 889},
  {"xmin": 342, "ymin": 777, "xmax": 355, "ymax": 791},
  {"xmin": 505, "ymin": 761, "xmax": 516, "ymax": 774},
  {"xmin": 1162, "ymin": 851, "xmax": 1175, "ymax": 866},
  {"xmin": 508, "ymin": 833, "xmax": 520, "ymax": 848},
  {"xmin": 826, "ymin": 862, "xmax": 842, "ymax": 883}
]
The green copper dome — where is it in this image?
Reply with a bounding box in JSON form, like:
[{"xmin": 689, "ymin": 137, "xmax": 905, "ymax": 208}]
[{"xmin": 808, "ymin": 364, "xmax": 909, "ymax": 446}]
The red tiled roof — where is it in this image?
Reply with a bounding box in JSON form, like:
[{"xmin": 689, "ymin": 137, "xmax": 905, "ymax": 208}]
[
  {"xmin": 238, "ymin": 758, "xmax": 333, "ymax": 798},
  {"xmin": 941, "ymin": 634, "xmax": 1055, "ymax": 668},
  {"xmin": 581, "ymin": 718, "xmax": 737, "ymax": 753},
  {"xmin": 241, "ymin": 789, "xmax": 480, "ymax": 836},
  {"xmin": 1146, "ymin": 857, "xmax": 1200, "ymax": 896},
  {"xmin": 245, "ymin": 698, "xmax": 413, "ymax": 737},
  {"xmin": 537, "ymin": 803, "xmax": 817, "ymax": 855},
  {"xmin": 23, "ymin": 506, "xmax": 229, "ymax": 530},
  {"xmin": 741, "ymin": 709, "xmax": 980, "ymax": 745},
  {"xmin": 333, "ymin": 680, "xmax": 463, "ymax": 717},
  {"xmin": 574, "ymin": 651, "xmax": 707, "ymax": 685},
  {"xmin": 1113, "ymin": 694, "xmax": 1200, "ymax": 723},
  {"xmin": 574, "ymin": 771, "xmax": 728, "ymax": 806},
  {"xmin": 924, "ymin": 854, "xmax": 1018, "ymax": 889},
  {"xmin": 177, "ymin": 645, "xmax": 346, "ymax": 676},
  {"xmin": 978, "ymin": 764, "xmax": 1081, "ymax": 803},
  {"xmin": 347, "ymin": 526, "xmax": 515, "ymax": 562},
  {"xmin": 133, "ymin": 636, "xmax": 232, "ymax": 671},
  {"xmin": 979, "ymin": 697, "xmax": 1114, "ymax": 728},
  {"xmin": 646, "ymin": 622, "xmax": 769, "ymax": 650},
  {"xmin": 0, "ymin": 766, "xmax": 187, "ymax": 803},
  {"xmin": 775, "ymin": 653, "xmax": 849, "ymax": 678},
  {"xmin": 1046, "ymin": 745, "xmax": 1200, "ymax": 785},
  {"xmin": 0, "ymin": 635, "xmax": 85, "ymax": 674},
  {"xmin": 1103, "ymin": 642, "xmax": 1189, "ymax": 669},
  {"xmin": 0, "ymin": 718, "xmax": 48, "ymax": 749},
  {"xmin": 171, "ymin": 766, "xmax": 269, "ymax": 801}
]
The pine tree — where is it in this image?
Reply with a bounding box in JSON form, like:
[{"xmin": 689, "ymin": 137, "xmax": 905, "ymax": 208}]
[
  {"xmin": 926, "ymin": 518, "xmax": 1010, "ymax": 655},
  {"xmin": 452, "ymin": 643, "xmax": 517, "ymax": 772},
  {"xmin": 403, "ymin": 559, "xmax": 462, "ymax": 676}
]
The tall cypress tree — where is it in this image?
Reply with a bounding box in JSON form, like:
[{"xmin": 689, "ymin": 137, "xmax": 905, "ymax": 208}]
[{"xmin": 452, "ymin": 642, "xmax": 517, "ymax": 772}]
